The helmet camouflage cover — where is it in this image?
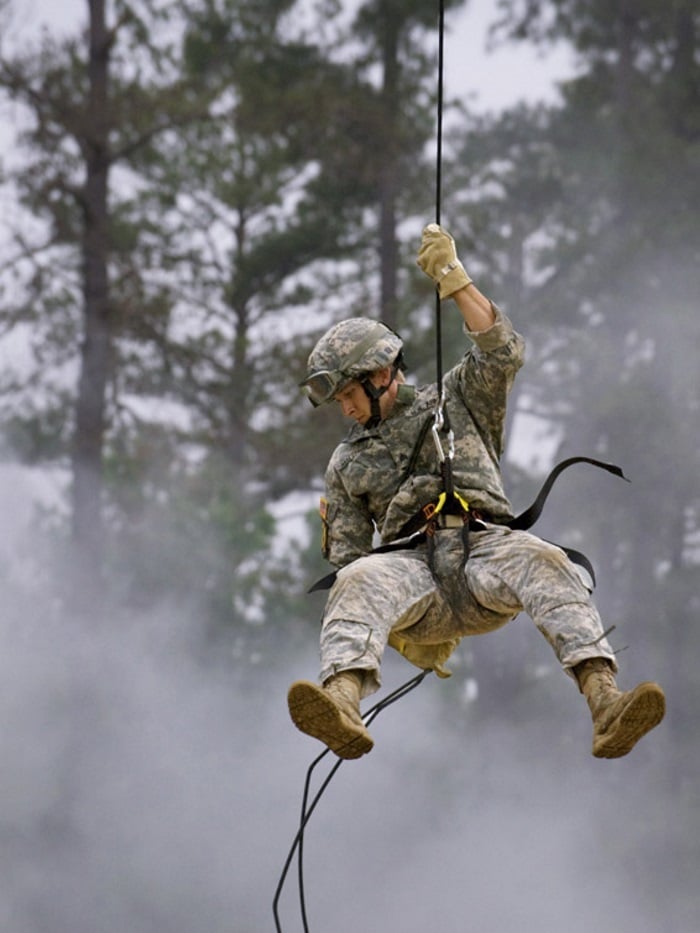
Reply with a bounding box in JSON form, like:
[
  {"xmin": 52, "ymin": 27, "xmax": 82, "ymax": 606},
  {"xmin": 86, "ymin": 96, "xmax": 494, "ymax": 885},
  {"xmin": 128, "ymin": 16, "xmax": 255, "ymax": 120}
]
[{"xmin": 301, "ymin": 318, "xmax": 404, "ymax": 407}]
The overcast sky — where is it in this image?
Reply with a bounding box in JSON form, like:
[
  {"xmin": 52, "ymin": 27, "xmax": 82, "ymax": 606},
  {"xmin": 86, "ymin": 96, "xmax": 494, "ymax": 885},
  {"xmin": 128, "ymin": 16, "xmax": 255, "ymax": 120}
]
[{"xmin": 12, "ymin": 0, "xmax": 575, "ymax": 112}]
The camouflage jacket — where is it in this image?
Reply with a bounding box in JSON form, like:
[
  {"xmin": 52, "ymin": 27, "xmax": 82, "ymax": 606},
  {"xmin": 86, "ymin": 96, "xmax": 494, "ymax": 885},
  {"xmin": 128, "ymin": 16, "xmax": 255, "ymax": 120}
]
[{"xmin": 322, "ymin": 307, "xmax": 525, "ymax": 568}]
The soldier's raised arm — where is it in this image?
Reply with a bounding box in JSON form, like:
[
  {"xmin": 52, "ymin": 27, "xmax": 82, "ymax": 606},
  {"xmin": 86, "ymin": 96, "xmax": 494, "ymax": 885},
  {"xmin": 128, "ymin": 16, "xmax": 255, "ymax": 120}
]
[{"xmin": 417, "ymin": 223, "xmax": 495, "ymax": 333}]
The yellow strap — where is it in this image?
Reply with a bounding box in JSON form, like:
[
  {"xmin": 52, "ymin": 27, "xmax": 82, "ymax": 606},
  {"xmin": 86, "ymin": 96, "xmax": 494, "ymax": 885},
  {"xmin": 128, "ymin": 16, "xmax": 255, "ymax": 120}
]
[{"xmin": 425, "ymin": 490, "xmax": 470, "ymax": 520}]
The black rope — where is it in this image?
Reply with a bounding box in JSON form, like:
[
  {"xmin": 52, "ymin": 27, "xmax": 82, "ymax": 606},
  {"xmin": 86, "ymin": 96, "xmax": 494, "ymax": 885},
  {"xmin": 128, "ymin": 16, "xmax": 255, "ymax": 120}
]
[
  {"xmin": 274, "ymin": 4, "xmax": 447, "ymax": 930},
  {"xmin": 433, "ymin": 0, "xmax": 457, "ymax": 501},
  {"xmin": 272, "ymin": 670, "xmax": 431, "ymax": 932},
  {"xmin": 435, "ymin": 0, "xmax": 445, "ymax": 228},
  {"xmin": 434, "ymin": 0, "xmax": 446, "ymax": 391}
]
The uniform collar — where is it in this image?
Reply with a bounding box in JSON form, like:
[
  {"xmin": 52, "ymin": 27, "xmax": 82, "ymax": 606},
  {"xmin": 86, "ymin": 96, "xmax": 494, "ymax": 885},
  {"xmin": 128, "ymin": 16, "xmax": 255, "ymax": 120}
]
[{"xmin": 394, "ymin": 383, "xmax": 416, "ymax": 408}]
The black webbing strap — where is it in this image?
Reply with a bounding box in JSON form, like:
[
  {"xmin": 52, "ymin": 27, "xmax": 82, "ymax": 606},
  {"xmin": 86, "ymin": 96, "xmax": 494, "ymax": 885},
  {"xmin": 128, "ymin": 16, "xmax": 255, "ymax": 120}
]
[
  {"xmin": 398, "ymin": 414, "xmax": 434, "ymax": 486},
  {"xmin": 506, "ymin": 456, "xmax": 628, "ymax": 530},
  {"xmin": 308, "ymin": 533, "xmax": 425, "ymax": 593},
  {"xmin": 504, "ymin": 455, "xmax": 629, "ymax": 586}
]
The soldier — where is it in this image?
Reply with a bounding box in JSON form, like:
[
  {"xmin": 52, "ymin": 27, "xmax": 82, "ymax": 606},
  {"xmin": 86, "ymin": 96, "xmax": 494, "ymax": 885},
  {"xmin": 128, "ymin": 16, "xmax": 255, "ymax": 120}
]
[{"xmin": 288, "ymin": 224, "xmax": 665, "ymax": 761}]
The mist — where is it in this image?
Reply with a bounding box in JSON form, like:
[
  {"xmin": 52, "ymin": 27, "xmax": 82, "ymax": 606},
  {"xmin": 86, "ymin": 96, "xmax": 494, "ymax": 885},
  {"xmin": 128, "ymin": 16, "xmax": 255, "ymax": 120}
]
[
  {"xmin": 0, "ymin": 469, "xmax": 693, "ymax": 933},
  {"xmin": 0, "ymin": 0, "xmax": 697, "ymax": 928}
]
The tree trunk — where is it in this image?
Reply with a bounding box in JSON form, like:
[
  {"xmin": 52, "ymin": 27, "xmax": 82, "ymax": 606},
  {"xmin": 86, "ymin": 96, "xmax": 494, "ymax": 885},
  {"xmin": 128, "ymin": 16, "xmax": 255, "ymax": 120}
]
[
  {"xmin": 378, "ymin": 12, "xmax": 400, "ymax": 329},
  {"xmin": 670, "ymin": 0, "xmax": 698, "ymax": 140},
  {"xmin": 612, "ymin": 0, "xmax": 637, "ymax": 215},
  {"xmin": 70, "ymin": 0, "xmax": 112, "ymax": 604}
]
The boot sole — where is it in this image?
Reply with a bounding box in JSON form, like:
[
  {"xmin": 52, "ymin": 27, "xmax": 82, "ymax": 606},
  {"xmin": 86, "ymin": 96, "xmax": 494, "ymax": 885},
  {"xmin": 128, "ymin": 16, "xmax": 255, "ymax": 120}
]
[
  {"xmin": 593, "ymin": 682, "xmax": 666, "ymax": 759},
  {"xmin": 287, "ymin": 680, "xmax": 374, "ymax": 760}
]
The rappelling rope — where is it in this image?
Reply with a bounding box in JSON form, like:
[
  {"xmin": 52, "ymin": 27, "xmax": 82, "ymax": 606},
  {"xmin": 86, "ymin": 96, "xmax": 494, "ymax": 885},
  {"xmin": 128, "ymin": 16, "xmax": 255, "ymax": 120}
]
[
  {"xmin": 434, "ymin": 0, "xmax": 447, "ymax": 392},
  {"xmin": 430, "ymin": 0, "xmax": 460, "ymax": 509},
  {"xmin": 273, "ymin": 5, "xmax": 448, "ymax": 929},
  {"xmin": 272, "ymin": 670, "xmax": 431, "ymax": 932}
]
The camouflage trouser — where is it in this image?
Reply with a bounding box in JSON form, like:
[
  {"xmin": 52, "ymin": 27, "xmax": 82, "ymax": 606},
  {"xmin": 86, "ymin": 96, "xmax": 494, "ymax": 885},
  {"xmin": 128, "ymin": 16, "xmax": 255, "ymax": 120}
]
[{"xmin": 319, "ymin": 526, "xmax": 617, "ymax": 696}]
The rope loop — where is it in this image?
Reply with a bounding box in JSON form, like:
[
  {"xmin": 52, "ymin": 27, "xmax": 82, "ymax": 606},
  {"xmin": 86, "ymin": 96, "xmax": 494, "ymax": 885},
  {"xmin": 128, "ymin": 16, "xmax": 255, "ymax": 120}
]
[
  {"xmin": 274, "ymin": 5, "xmax": 449, "ymax": 930},
  {"xmin": 272, "ymin": 671, "xmax": 431, "ymax": 932}
]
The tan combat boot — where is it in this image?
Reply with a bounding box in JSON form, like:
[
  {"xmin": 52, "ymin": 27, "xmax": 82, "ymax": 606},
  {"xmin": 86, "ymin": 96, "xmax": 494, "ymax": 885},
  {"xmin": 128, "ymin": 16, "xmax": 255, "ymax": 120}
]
[
  {"xmin": 287, "ymin": 670, "xmax": 374, "ymax": 760},
  {"xmin": 574, "ymin": 658, "xmax": 665, "ymax": 759}
]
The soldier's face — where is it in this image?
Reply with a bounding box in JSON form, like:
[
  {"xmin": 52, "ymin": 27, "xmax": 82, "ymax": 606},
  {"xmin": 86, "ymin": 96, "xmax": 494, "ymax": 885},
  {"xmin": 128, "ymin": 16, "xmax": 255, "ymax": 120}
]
[
  {"xmin": 334, "ymin": 381, "xmax": 372, "ymax": 424},
  {"xmin": 333, "ymin": 368, "xmax": 395, "ymax": 425}
]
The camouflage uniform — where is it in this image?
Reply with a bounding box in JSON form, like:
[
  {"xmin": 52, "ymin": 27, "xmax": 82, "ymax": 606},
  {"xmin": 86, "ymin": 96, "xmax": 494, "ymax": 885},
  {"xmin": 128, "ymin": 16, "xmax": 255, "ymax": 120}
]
[{"xmin": 317, "ymin": 307, "xmax": 617, "ymax": 696}]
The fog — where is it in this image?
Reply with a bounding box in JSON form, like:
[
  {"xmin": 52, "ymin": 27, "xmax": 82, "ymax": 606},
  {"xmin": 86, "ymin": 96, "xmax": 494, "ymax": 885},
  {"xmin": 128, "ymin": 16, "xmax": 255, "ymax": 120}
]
[
  {"xmin": 0, "ymin": 1, "xmax": 696, "ymax": 929},
  {"xmin": 0, "ymin": 473, "xmax": 693, "ymax": 933}
]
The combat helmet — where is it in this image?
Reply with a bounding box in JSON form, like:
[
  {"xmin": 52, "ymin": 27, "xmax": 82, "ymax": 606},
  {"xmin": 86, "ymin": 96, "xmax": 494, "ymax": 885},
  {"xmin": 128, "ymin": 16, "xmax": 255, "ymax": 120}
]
[{"xmin": 300, "ymin": 318, "xmax": 404, "ymax": 417}]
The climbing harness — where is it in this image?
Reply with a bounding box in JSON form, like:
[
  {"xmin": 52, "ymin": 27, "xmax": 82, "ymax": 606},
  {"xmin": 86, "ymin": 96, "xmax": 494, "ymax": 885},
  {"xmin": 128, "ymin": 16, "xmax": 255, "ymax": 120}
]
[
  {"xmin": 310, "ymin": 453, "xmax": 628, "ymax": 592},
  {"xmin": 273, "ymin": 670, "xmax": 430, "ymax": 933}
]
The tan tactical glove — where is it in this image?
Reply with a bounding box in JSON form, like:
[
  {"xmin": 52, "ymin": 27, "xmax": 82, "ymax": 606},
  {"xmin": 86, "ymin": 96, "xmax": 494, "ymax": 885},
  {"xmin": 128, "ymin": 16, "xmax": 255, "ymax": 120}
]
[{"xmin": 417, "ymin": 223, "xmax": 472, "ymax": 299}]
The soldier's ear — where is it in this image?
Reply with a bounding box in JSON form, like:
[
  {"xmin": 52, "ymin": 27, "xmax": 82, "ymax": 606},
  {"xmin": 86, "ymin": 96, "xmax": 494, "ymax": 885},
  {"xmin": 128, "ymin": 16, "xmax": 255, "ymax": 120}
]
[{"xmin": 370, "ymin": 366, "xmax": 393, "ymax": 389}]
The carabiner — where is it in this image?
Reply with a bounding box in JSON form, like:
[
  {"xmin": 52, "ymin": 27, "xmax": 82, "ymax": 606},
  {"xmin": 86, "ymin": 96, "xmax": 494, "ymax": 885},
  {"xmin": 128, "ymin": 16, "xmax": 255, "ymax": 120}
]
[{"xmin": 431, "ymin": 391, "xmax": 447, "ymax": 463}]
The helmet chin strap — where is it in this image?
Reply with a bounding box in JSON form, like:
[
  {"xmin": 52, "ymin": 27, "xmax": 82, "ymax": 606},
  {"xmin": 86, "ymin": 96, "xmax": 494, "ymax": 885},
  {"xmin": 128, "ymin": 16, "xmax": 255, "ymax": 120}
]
[
  {"xmin": 362, "ymin": 389, "xmax": 383, "ymax": 429},
  {"xmin": 361, "ymin": 361, "xmax": 401, "ymax": 428}
]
